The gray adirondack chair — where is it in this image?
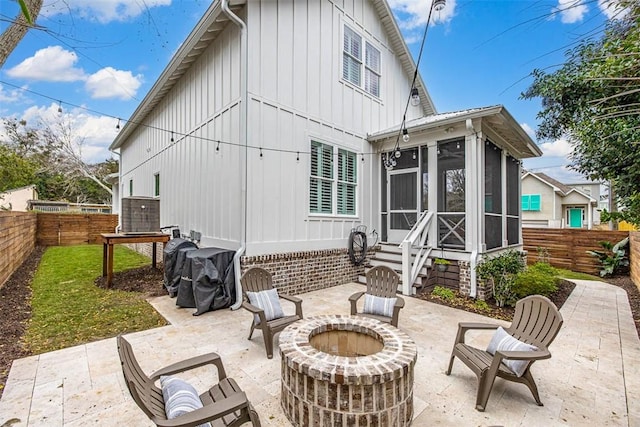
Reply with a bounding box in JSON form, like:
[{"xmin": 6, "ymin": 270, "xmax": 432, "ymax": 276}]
[
  {"xmin": 445, "ymin": 295, "xmax": 564, "ymax": 412},
  {"xmin": 240, "ymin": 267, "xmax": 303, "ymax": 359},
  {"xmin": 349, "ymin": 265, "xmax": 405, "ymax": 327},
  {"xmin": 117, "ymin": 335, "xmax": 261, "ymax": 426}
]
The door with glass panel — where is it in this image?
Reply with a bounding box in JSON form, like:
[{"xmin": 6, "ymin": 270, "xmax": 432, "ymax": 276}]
[{"xmin": 386, "ymin": 149, "xmax": 420, "ymax": 242}]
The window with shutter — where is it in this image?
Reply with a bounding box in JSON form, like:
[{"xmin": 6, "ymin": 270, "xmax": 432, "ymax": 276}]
[
  {"xmin": 364, "ymin": 42, "xmax": 380, "ymax": 97},
  {"xmin": 343, "ymin": 25, "xmax": 381, "ymax": 98},
  {"xmin": 343, "ymin": 26, "xmax": 361, "ymax": 87},
  {"xmin": 338, "ymin": 149, "xmax": 357, "ymax": 215},
  {"xmin": 521, "ymin": 195, "xmax": 530, "ymax": 211},
  {"xmin": 521, "ymin": 194, "xmax": 541, "ymax": 211},
  {"xmin": 310, "ymin": 141, "xmax": 357, "ymax": 216}
]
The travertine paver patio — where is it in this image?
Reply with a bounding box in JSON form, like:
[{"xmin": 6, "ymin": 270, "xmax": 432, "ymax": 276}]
[{"xmin": 0, "ymin": 279, "xmax": 638, "ymax": 426}]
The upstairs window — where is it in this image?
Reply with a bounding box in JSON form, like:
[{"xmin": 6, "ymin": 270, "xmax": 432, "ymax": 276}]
[{"xmin": 343, "ymin": 25, "xmax": 381, "ymax": 98}]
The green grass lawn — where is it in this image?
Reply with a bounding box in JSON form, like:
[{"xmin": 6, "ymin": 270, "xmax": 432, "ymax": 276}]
[
  {"xmin": 24, "ymin": 245, "xmax": 167, "ymax": 354},
  {"xmin": 555, "ymin": 268, "xmax": 602, "ymax": 281}
]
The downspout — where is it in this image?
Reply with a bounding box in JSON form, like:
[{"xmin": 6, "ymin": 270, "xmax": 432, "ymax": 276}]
[
  {"xmin": 221, "ymin": 0, "xmax": 248, "ymax": 310},
  {"xmin": 109, "ymin": 148, "xmax": 122, "ymax": 233}
]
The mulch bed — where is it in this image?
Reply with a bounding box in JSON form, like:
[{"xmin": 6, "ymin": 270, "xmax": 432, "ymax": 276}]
[{"xmin": 1, "ymin": 248, "xmax": 639, "ymax": 399}]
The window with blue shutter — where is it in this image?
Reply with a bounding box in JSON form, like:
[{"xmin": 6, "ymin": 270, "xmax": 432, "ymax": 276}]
[{"xmin": 522, "ymin": 194, "xmax": 541, "ymax": 211}]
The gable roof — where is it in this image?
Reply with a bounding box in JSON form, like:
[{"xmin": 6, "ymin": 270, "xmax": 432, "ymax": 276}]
[
  {"xmin": 522, "ymin": 171, "xmax": 597, "ymax": 202},
  {"xmin": 111, "ymin": 0, "xmax": 435, "ymax": 151},
  {"xmin": 368, "ymin": 105, "xmax": 543, "ymax": 159}
]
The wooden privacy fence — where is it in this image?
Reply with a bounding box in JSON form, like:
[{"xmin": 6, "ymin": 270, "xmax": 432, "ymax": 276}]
[
  {"xmin": 0, "ymin": 211, "xmax": 37, "ymax": 288},
  {"xmin": 522, "ymin": 228, "xmax": 630, "ymax": 275},
  {"xmin": 36, "ymin": 213, "xmax": 118, "ymax": 246}
]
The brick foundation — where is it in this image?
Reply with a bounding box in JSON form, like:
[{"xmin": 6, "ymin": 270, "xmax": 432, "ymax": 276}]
[{"xmin": 241, "ymin": 248, "xmax": 365, "ymax": 295}]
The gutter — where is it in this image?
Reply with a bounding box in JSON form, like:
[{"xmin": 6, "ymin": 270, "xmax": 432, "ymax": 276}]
[
  {"xmin": 221, "ymin": 0, "xmax": 248, "ymax": 310},
  {"xmin": 109, "ymin": 148, "xmax": 122, "ymax": 233}
]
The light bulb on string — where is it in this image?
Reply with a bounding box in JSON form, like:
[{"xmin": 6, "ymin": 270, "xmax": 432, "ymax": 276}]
[
  {"xmin": 402, "ymin": 128, "xmax": 410, "ymax": 143},
  {"xmin": 410, "ymin": 88, "xmax": 420, "ymax": 106},
  {"xmin": 116, "ymin": 119, "xmax": 121, "ymax": 130},
  {"xmin": 395, "ymin": 149, "xmax": 401, "ymax": 158},
  {"xmin": 57, "ymin": 101, "xmax": 63, "ymax": 114}
]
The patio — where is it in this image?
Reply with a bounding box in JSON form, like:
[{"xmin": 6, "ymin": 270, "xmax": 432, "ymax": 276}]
[{"xmin": 0, "ymin": 279, "xmax": 638, "ymax": 426}]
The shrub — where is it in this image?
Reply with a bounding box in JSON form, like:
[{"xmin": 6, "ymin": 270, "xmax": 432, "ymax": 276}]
[
  {"xmin": 474, "ymin": 299, "xmax": 490, "ymax": 312},
  {"xmin": 432, "ymin": 286, "xmax": 455, "ymax": 301},
  {"xmin": 514, "ymin": 262, "xmax": 559, "ymax": 298},
  {"xmin": 476, "ymin": 250, "xmax": 526, "ymax": 307},
  {"xmin": 586, "ymin": 237, "xmax": 630, "ymax": 277}
]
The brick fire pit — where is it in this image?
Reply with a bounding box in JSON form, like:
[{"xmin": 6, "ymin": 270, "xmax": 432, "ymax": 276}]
[{"xmin": 279, "ymin": 315, "xmax": 417, "ymax": 426}]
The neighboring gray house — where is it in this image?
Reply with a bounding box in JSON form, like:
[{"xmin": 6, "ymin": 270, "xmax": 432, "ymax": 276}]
[
  {"xmin": 110, "ymin": 0, "xmax": 540, "ymax": 297},
  {"xmin": 521, "ymin": 171, "xmax": 601, "ymax": 229}
]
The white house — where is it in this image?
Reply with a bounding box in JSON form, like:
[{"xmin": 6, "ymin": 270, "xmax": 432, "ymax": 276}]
[
  {"xmin": 110, "ymin": 0, "xmax": 541, "ymax": 298},
  {"xmin": 521, "ymin": 171, "xmax": 600, "ymax": 229},
  {"xmin": 0, "ymin": 185, "xmax": 37, "ymax": 211}
]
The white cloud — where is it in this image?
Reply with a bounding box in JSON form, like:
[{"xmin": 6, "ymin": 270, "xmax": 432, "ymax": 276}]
[
  {"xmin": 5, "ymin": 46, "xmax": 85, "ymax": 82},
  {"xmin": 85, "ymin": 67, "xmax": 143, "ymax": 100},
  {"xmin": 520, "ymin": 123, "xmax": 536, "ymax": 140},
  {"xmin": 598, "ymin": 0, "xmax": 630, "ymax": 19},
  {"xmin": 0, "ymin": 84, "xmax": 26, "ymax": 105},
  {"xmin": 42, "ymin": 0, "xmax": 172, "ymax": 24},
  {"xmin": 20, "ymin": 103, "xmax": 117, "ymax": 164},
  {"xmin": 552, "ymin": 0, "xmax": 589, "ymax": 24},
  {"xmin": 539, "ymin": 138, "xmax": 573, "ymax": 157},
  {"xmin": 389, "ymin": 0, "xmax": 456, "ymax": 30}
]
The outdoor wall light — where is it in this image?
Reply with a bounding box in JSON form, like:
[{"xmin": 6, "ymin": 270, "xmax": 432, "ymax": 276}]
[
  {"xmin": 402, "ymin": 128, "xmax": 410, "ymax": 143},
  {"xmin": 410, "ymin": 88, "xmax": 420, "ymax": 106}
]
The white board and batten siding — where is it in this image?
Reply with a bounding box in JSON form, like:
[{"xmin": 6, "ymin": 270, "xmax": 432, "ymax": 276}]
[
  {"xmin": 119, "ymin": 20, "xmax": 243, "ymax": 247},
  {"xmin": 119, "ymin": 0, "xmax": 423, "ymax": 256},
  {"xmin": 244, "ymin": 0, "xmax": 424, "ymax": 255}
]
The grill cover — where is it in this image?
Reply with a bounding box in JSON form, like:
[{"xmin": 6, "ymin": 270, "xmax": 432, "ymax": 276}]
[
  {"xmin": 176, "ymin": 247, "xmax": 236, "ymax": 315},
  {"xmin": 163, "ymin": 238, "xmax": 198, "ymax": 296}
]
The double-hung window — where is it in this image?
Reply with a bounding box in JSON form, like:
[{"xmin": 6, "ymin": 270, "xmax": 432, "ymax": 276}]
[
  {"xmin": 343, "ymin": 25, "xmax": 381, "ymax": 98},
  {"xmin": 310, "ymin": 141, "xmax": 357, "ymax": 216}
]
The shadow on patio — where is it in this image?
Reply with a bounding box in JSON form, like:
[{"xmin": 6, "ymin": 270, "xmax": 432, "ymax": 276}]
[{"xmin": 0, "ymin": 280, "xmax": 638, "ymax": 426}]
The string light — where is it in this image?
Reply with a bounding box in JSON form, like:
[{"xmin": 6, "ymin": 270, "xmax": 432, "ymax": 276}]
[
  {"xmin": 296, "ymin": 151, "xmax": 300, "ymax": 161},
  {"xmin": 216, "ymin": 142, "xmax": 220, "ymax": 151},
  {"xmin": 259, "ymin": 147, "xmax": 263, "ymax": 158},
  {"xmin": 116, "ymin": 118, "xmax": 121, "ymax": 130},
  {"xmin": 402, "ymin": 128, "xmax": 410, "ymax": 143},
  {"xmin": 57, "ymin": 101, "xmax": 62, "ymax": 113},
  {"xmin": 170, "ymin": 131, "xmax": 174, "ymax": 142}
]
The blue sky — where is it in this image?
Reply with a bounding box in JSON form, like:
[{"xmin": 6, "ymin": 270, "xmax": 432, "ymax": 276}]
[{"xmin": 0, "ymin": 0, "xmax": 623, "ymax": 182}]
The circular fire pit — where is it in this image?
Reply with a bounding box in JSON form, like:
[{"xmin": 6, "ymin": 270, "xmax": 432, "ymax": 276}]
[{"xmin": 279, "ymin": 315, "xmax": 417, "ymax": 426}]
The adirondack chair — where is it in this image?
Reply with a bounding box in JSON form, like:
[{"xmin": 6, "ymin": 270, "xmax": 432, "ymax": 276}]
[
  {"xmin": 240, "ymin": 267, "xmax": 303, "ymax": 359},
  {"xmin": 445, "ymin": 295, "xmax": 564, "ymax": 412},
  {"xmin": 349, "ymin": 265, "xmax": 405, "ymax": 327},
  {"xmin": 117, "ymin": 335, "xmax": 261, "ymax": 427}
]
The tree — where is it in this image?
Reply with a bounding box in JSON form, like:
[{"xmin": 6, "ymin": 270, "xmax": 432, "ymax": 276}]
[
  {"xmin": 1, "ymin": 117, "xmax": 115, "ymax": 204},
  {"xmin": 0, "ymin": 0, "xmax": 44, "ymax": 68},
  {"xmin": 521, "ymin": 1, "xmax": 640, "ymax": 226},
  {"xmin": 0, "ymin": 144, "xmax": 38, "ymax": 192}
]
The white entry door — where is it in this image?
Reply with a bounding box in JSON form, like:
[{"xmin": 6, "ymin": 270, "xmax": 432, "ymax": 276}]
[{"xmin": 387, "ymin": 167, "xmax": 420, "ymax": 242}]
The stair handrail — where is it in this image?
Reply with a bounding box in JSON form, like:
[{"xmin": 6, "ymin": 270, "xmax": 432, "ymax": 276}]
[{"xmin": 400, "ymin": 210, "xmax": 433, "ymax": 295}]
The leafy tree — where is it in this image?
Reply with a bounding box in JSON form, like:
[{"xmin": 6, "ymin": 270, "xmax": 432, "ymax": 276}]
[
  {"xmin": 1, "ymin": 117, "xmax": 115, "ymax": 204},
  {"xmin": 0, "ymin": 144, "xmax": 38, "ymax": 192},
  {"xmin": 521, "ymin": 1, "xmax": 640, "ymax": 226}
]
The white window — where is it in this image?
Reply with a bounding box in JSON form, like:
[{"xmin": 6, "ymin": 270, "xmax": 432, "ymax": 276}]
[
  {"xmin": 343, "ymin": 25, "xmax": 380, "ymax": 97},
  {"xmin": 310, "ymin": 141, "xmax": 357, "ymax": 216}
]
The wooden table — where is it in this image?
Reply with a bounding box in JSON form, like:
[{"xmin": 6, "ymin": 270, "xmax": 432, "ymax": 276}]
[{"xmin": 101, "ymin": 233, "xmax": 171, "ymax": 287}]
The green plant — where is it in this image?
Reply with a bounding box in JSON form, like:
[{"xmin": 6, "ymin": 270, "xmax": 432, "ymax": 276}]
[
  {"xmin": 474, "ymin": 299, "xmax": 490, "ymax": 312},
  {"xmin": 586, "ymin": 237, "xmax": 630, "ymax": 277},
  {"xmin": 431, "ymin": 286, "xmax": 455, "ymax": 301},
  {"xmin": 536, "ymin": 247, "xmax": 550, "ymax": 264},
  {"xmin": 514, "ymin": 262, "xmax": 559, "ymax": 298},
  {"xmin": 476, "ymin": 250, "xmax": 526, "ymax": 307},
  {"xmin": 434, "ymin": 258, "xmax": 451, "ymax": 265}
]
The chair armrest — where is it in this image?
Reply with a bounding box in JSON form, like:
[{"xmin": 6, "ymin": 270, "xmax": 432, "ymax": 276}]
[
  {"xmin": 154, "ymin": 392, "xmax": 249, "ymax": 427},
  {"xmin": 280, "ymin": 294, "xmax": 303, "ymax": 318},
  {"xmin": 349, "ymin": 291, "xmax": 365, "ymax": 315},
  {"xmin": 395, "ymin": 296, "xmax": 405, "ymax": 308},
  {"xmin": 241, "ymin": 301, "xmax": 267, "ymax": 325},
  {"xmin": 496, "ymin": 348, "xmax": 551, "ymax": 361},
  {"xmin": 151, "ymin": 352, "xmax": 227, "ymax": 381},
  {"xmin": 454, "ymin": 322, "xmax": 499, "ymax": 345}
]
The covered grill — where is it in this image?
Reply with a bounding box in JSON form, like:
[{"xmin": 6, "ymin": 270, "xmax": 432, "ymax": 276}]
[{"xmin": 163, "ymin": 238, "xmax": 198, "ymax": 297}]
